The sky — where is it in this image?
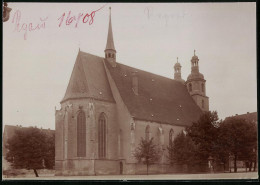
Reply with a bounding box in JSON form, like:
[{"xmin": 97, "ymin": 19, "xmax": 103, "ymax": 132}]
[{"xmin": 3, "ymin": 3, "xmax": 257, "ymax": 130}]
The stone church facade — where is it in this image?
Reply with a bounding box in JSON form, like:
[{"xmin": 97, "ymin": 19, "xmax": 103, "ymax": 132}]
[{"xmin": 55, "ymin": 8, "xmax": 209, "ymax": 176}]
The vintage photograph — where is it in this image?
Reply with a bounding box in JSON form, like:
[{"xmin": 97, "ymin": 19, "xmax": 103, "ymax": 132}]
[{"xmin": 2, "ymin": 2, "xmax": 257, "ymax": 180}]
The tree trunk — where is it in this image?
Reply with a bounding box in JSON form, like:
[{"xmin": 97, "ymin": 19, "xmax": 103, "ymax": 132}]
[
  {"xmin": 229, "ymin": 160, "xmax": 231, "ymax": 173},
  {"xmin": 146, "ymin": 163, "xmax": 149, "ymax": 175},
  {"xmin": 249, "ymin": 162, "xmax": 252, "ymax": 172},
  {"xmin": 33, "ymin": 169, "xmax": 39, "ymax": 177},
  {"xmin": 234, "ymin": 155, "xmax": 237, "ymax": 173},
  {"xmin": 253, "ymin": 161, "xmax": 256, "ymax": 171}
]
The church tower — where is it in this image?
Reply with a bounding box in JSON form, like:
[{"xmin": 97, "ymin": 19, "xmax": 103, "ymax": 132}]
[
  {"xmin": 174, "ymin": 57, "xmax": 185, "ymax": 84},
  {"xmin": 186, "ymin": 50, "xmax": 209, "ymax": 111},
  {"xmin": 105, "ymin": 7, "xmax": 117, "ymax": 67}
]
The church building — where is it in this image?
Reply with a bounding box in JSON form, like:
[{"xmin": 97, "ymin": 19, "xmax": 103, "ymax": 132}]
[{"xmin": 55, "ymin": 7, "xmax": 209, "ymax": 175}]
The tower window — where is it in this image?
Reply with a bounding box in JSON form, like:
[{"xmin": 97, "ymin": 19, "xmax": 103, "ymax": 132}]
[
  {"xmin": 202, "ymin": 83, "xmax": 205, "ymax": 93},
  {"xmin": 98, "ymin": 113, "xmax": 107, "ymax": 158},
  {"xmin": 77, "ymin": 111, "xmax": 86, "ymax": 157},
  {"xmin": 189, "ymin": 83, "xmax": 192, "ymax": 92},
  {"xmin": 202, "ymin": 99, "xmax": 205, "ymax": 108},
  {"xmin": 108, "ymin": 53, "xmax": 111, "ymax": 58}
]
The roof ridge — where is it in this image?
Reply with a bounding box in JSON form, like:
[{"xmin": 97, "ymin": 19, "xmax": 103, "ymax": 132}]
[
  {"xmin": 80, "ymin": 51, "xmax": 181, "ymax": 83},
  {"xmin": 116, "ymin": 62, "xmax": 180, "ymax": 83},
  {"xmin": 79, "ymin": 51, "xmax": 104, "ymax": 59}
]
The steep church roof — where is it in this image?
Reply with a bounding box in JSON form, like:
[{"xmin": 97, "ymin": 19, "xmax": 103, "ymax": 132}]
[
  {"xmin": 62, "ymin": 51, "xmax": 202, "ymax": 126},
  {"xmin": 105, "ymin": 60, "xmax": 203, "ymax": 126},
  {"xmin": 61, "ymin": 51, "xmax": 115, "ymax": 103}
]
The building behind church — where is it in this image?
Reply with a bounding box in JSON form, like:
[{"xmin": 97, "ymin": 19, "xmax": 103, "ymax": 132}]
[{"xmin": 55, "ymin": 7, "xmax": 209, "ymax": 175}]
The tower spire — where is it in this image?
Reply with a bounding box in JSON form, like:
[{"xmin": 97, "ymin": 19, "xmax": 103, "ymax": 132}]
[
  {"xmin": 191, "ymin": 49, "xmax": 199, "ymax": 73},
  {"xmin": 174, "ymin": 57, "xmax": 185, "ymax": 84},
  {"xmin": 186, "ymin": 51, "xmax": 209, "ymax": 112},
  {"xmin": 105, "ymin": 7, "xmax": 116, "ymax": 67},
  {"xmin": 105, "ymin": 7, "xmax": 116, "ymax": 51}
]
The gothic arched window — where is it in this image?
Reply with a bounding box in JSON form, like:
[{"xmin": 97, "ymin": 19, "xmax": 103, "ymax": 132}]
[
  {"xmin": 130, "ymin": 123, "xmax": 135, "ymax": 144},
  {"xmin": 98, "ymin": 113, "xmax": 106, "ymax": 158},
  {"xmin": 189, "ymin": 83, "xmax": 192, "ymax": 92},
  {"xmin": 77, "ymin": 111, "xmax": 86, "ymax": 157},
  {"xmin": 145, "ymin": 125, "xmax": 151, "ymax": 141},
  {"xmin": 202, "ymin": 99, "xmax": 205, "ymax": 108},
  {"xmin": 169, "ymin": 129, "xmax": 174, "ymax": 146},
  {"xmin": 158, "ymin": 127, "xmax": 164, "ymax": 146}
]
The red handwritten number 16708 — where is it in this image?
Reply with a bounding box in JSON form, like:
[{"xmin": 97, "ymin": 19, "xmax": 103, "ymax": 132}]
[{"xmin": 58, "ymin": 5, "xmax": 105, "ymax": 28}]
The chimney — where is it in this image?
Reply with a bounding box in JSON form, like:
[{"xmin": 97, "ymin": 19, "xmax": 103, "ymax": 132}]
[{"xmin": 132, "ymin": 71, "xmax": 138, "ymax": 95}]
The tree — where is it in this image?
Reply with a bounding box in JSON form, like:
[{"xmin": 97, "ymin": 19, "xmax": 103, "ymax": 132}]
[
  {"xmin": 168, "ymin": 131, "xmax": 198, "ymax": 166},
  {"xmin": 5, "ymin": 127, "xmax": 55, "ymax": 177},
  {"xmin": 220, "ymin": 118, "xmax": 257, "ymax": 172},
  {"xmin": 187, "ymin": 111, "xmax": 222, "ymax": 166},
  {"xmin": 133, "ymin": 137, "xmax": 160, "ymax": 175},
  {"xmin": 43, "ymin": 131, "xmax": 55, "ymax": 169}
]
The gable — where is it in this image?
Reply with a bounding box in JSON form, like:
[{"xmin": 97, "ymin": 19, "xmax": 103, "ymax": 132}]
[{"xmin": 61, "ymin": 51, "xmax": 115, "ymax": 103}]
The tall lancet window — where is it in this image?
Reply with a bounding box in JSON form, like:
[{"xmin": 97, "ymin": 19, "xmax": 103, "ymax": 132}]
[
  {"xmin": 98, "ymin": 113, "xmax": 106, "ymax": 159},
  {"xmin": 130, "ymin": 123, "xmax": 135, "ymax": 144},
  {"xmin": 158, "ymin": 127, "xmax": 164, "ymax": 146},
  {"xmin": 169, "ymin": 129, "xmax": 174, "ymax": 146},
  {"xmin": 77, "ymin": 111, "xmax": 86, "ymax": 157},
  {"xmin": 145, "ymin": 125, "xmax": 151, "ymax": 141}
]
